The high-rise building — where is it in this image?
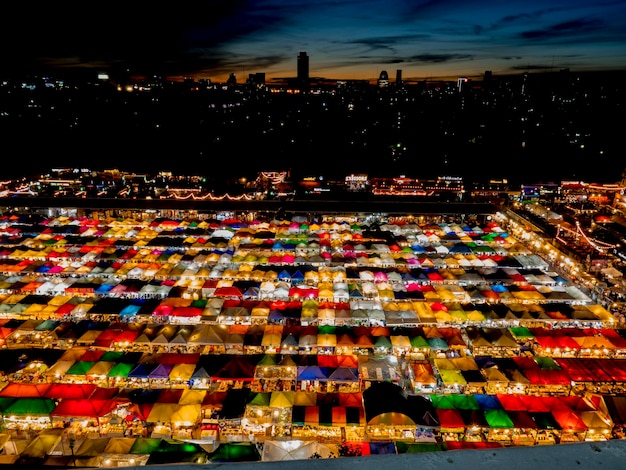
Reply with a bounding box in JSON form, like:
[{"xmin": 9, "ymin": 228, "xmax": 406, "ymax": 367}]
[
  {"xmin": 378, "ymin": 70, "xmax": 389, "ymax": 88},
  {"xmin": 457, "ymin": 77, "xmax": 468, "ymax": 92},
  {"xmin": 247, "ymin": 72, "xmax": 266, "ymax": 90},
  {"xmin": 395, "ymin": 69, "xmax": 402, "ymax": 87},
  {"xmin": 297, "ymin": 52, "xmax": 309, "ymax": 91}
]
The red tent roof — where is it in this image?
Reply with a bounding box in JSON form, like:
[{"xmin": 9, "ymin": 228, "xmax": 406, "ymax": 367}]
[{"xmin": 51, "ymin": 398, "xmax": 117, "ymax": 418}]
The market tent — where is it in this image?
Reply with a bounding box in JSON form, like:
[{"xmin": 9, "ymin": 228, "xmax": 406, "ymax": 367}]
[
  {"xmin": 169, "ymin": 363, "xmax": 197, "ymax": 383},
  {"xmin": 211, "ymin": 356, "xmax": 257, "ymax": 381},
  {"xmin": 395, "ymin": 441, "xmax": 444, "ymax": 454},
  {"xmin": 579, "ymin": 410, "xmax": 613, "ymax": 434},
  {"xmin": 363, "ymin": 381, "xmax": 439, "ymax": 427},
  {"xmin": 0, "ymin": 382, "xmax": 51, "ymax": 398},
  {"xmin": 108, "ymin": 362, "xmax": 134, "ymax": 379},
  {"xmin": 297, "ymin": 365, "xmax": 329, "ymax": 381},
  {"xmin": 20, "ymin": 429, "xmax": 63, "ymax": 458},
  {"xmin": 269, "ymin": 391, "xmax": 295, "ymax": 408},
  {"xmin": 0, "ymin": 398, "xmax": 16, "ymax": 415},
  {"xmin": 74, "ymin": 437, "xmax": 110, "ymax": 457},
  {"xmin": 604, "ymin": 396, "xmax": 626, "ymax": 428},
  {"xmin": 178, "ymin": 389, "xmax": 207, "ymax": 405},
  {"xmin": 208, "ymin": 442, "xmax": 261, "ymax": 462},
  {"xmin": 484, "ymin": 409, "xmax": 515, "ymax": 428},
  {"xmin": 146, "ymin": 440, "xmax": 208, "ymax": 465},
  {"xmin": 262, "ymin": 439, "xmax": 336, "ymax": 461},
  {"xmin": 3, "ymin": 397, "xmax": 56, "ymax": 417},
  {"xmin": 102, "ymin": 436, "xmax": 137, "ymax": 455},
  {"xmin": 170, "ymin": 403, "xmax": 202, "ymax": 426},
  {"xmin": 293, "ymin": 391, "xmax": 318, "ymax": 407},
  {"xmin": 50, "ymin": 398, "xmax": 117, "ymax": 420},
  {"xmin": 436, "ymin": 408, "xmax": 466, "ymax": 432},
  {"xmin": 368, "ymin": 412, "xmax": 415, "ymax": 426},
  {"xmin": 437, "ymin": 394, "xmax": 481, "ymax": 410},
  {"xmin": 248, "ymin": 391, "xmax": 271, "ymax": 407},
  {"xmin": 291, "ymin": 404, "xmax": 364, "ymax": 427},
  {"xmin": 146, "ymin": 403, "xmax": 179, "ymax": 423},
  {"xmin": 551, "ymin": 409, "xmax": 588, "ymax": 432},
  {"xmin": 129, "ymin": 437, "xmax": 164, "ymax": 454},
  {"xmin": 44, "ymin": 383, "xmax": 97, "ymax": 400},
  {"xmin": 327, "ymin": 367, "xmax": 359, "ymax": 382},
  {"xmin": 369, "ymin": 441, "xmax": 397, "ymax": 455},
  {"xmin": 358, "ymin": 355, "xmax": 401, "ymax": 382}
]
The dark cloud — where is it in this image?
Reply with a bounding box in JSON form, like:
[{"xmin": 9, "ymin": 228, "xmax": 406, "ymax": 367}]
[
  {"xmin": 510, "ymin": 64, "xmax": 554, "ymax": 71},
  {"xmin": 410, "ymin": 53, "xmax": 474, "ymax": 64},
  {"xmin": 499, "ymin": 7, "xmax": 563, "ymax": 25},
  {"xmin": 341, "ymin": 34, "xmax": 431, "ymax": 53},
  {"xmin": 520, "ymin": 17, "xmax": 603, "ymax": 40}
]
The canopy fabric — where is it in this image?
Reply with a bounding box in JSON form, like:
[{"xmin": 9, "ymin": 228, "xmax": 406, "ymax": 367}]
[
  {"xmin": 484, "ymin": 409, "xmax": 515, "ymax": 428},
  {"xmin": 146, "ymin": 403, "xmax": 179, "ymax": 423},
  {"xmin": 51, "ymin": 398, "xmax": 116, "ymax": 418},
  {"xmin": 262, "ymin": 440, "xmax": 336, "ymax": 461},
  {"xmin": 363, "ymin": 381, "xmax": 439, "ymax": 427},
  {"xmin": 4, "ymin": 397, "xmax": 56, "ymax": 416},
  {"xmin": 208, "ymin": 443, "xmax": 261, "ymax": 462}
]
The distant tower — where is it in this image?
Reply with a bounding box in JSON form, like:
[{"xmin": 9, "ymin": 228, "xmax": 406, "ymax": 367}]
[
  {"xmin": 226, "ymin": 73, "xmax": 237, "ymax": 88},
  {"xmin": 395, "ymin": 69, "xmax": 402, "ymax": 87},
  {"xmin": 297, "ymin": 51, "xmax": 310, "ymax": 91},
  {"xmin": 482, "ymin": 70, "xmax": 493, "ymax": 90},
  {"xmin": 457, "ymin": 77, "xmax": 468, "ymax": 92},
  {"xmin": 378, "ymin": 70, "xmax": 389, "ymax": 88},
  {"xmin": 247, "ymin": 72, "xmax": 265, "ymax": 90}
]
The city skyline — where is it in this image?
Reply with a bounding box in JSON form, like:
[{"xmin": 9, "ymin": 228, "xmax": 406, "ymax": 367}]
[{"xmin": 4, "ymin": 1, "xmax": 626, "ymax": 83}]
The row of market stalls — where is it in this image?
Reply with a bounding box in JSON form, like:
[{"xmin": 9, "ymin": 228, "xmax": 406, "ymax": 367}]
[
  {"xmin": 0, "ymin": 370, "xmax": 621, "ymax": 458},
  {"xmin": 0, "ymin": 263, "xmax": 586, "ymax": 303},
  {"xmin": 0, "ymin": 291, "xmax": 612, "ymax": 329},
  {"xmin": 5, "ymin": 341, "xmax": 626, "ymax": 397},
  {"xmin": 1, "ymin": 317, "xmax": 624, "ymax": 361},
  {"xmin": 0, "ymin": 432, "xmax": 448, "ymax": 467}
]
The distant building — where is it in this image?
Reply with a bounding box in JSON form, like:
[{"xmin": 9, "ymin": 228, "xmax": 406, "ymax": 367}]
[
  {"xmin": 297, "ymin": 52, "xmax": 310, "ymax": 92},
  {"xmin": 226, "ymin": 73, "xmax": 237, "ymax": 88},
  {"xmin": 457, "ymin": 77, "xmax": 469, "ymax": 92},
  {"xmin": 378, "ymin": 70, "xmax": 389, "ymax": 88},
  {"xmin": 247, "ymin": 73, "xmax": 266, "ymax": 90},
  {"xmin": 369, "ymin": 175, "xmax": 464, "ymax": 200},
  {"xmin": 395, "ymin": 70, "xmax": 402, "ymax": 87}
]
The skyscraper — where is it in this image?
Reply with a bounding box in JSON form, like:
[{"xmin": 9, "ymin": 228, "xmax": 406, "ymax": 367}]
[
  {"xmin": 297, "ymin": 51, "xmax": 309, "ymax": 91},
  {"xmin": 395, "ymin": 69, "xmax": 402, "ymax": 87},
  {"xmin": 377, "ymin": 70, "xmax": 389, "ymax": 88}
]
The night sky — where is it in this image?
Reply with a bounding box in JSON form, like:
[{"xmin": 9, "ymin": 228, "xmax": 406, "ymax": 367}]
[{"xmin": 3, "ymin": 0, "xmax": 626, "ymax": 82}]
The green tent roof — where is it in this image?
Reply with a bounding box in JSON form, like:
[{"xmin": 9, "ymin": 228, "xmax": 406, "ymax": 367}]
[
  {"xmin": 0, "ymin": 397, "xmax": 16, "ymax": 412},
  {"xmin": 65, "ymin": 361, "xmax": 95, "ymax": 375},
  {"xmin": 107, "ymin": 362, "xmax": 134, "ymax": 378},
  {"xmin": 208, "ymin": 443, "xmax": 261, "ymax": 463},
  {"xmin": 4, "ymin": 397, "xmax": 55, "ymax": 416},
  {"xmin": 535, "ymin": 356, "xmax": 561, "ymax": 370},
  {"xmin": 410, "ymin": 336, "xmax": 430, "ymax": 348},
  {"xmin": 130, "ymin": 437, "xmax": 163, "ymax": 454},
  {"xmin": 248, "ymin": 392, "xmax": 271, "ymax": 407},
  {"xmin": 484, "ymin": 409, "xmax": 515, "ymax": 428},
  {"xmin": 99, "ymin": 351, "xmax": 124, "ymax": 362},
  {"xmin": 509, "ymin": 326, "xmax": 535, "ymax": 339},
  {"xmin": 431, "ymin": 394, "xmax": 480, "ymax": 410}
]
